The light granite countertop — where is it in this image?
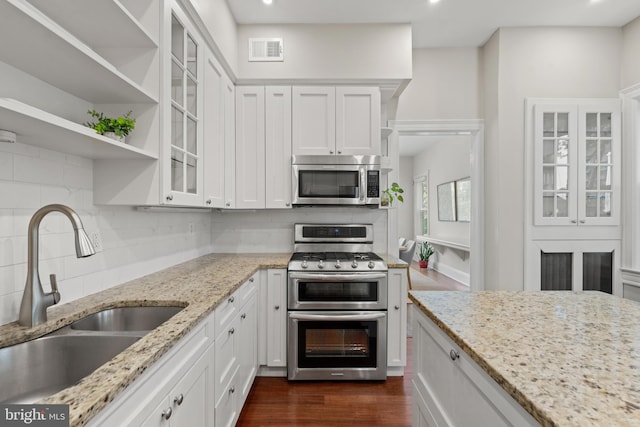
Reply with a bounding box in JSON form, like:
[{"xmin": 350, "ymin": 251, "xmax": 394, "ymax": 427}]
[
  {"xmin": 409, "ymin": 290, "xmax": 640, "ymax": 427},
  {"xmin": 0, "ymin": 253, "xmax": 291, "ymax": 427},
  {"xmin": 0, "ymin": 252, "xmax": 405, "ymax": 426}
]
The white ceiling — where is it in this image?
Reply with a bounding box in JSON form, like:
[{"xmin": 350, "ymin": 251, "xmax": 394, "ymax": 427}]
[{"xmin": 227, "ymin": 0, "xmax": 640, "ymax": 47}]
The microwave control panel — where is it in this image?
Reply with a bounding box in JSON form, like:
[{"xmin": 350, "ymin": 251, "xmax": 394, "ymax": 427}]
[{"xmin": 367, "ymin": 171, "xmax": 380, "ymax": 197}]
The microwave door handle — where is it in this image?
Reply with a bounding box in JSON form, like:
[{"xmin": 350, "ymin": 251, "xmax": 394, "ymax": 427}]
[
  {"xmin": 360, "ymin": 169, "xmax": 366, "ymax": 202},
  {"xmin": 289, "ymin": 312, "xmax": 386, "ymax": 321},
  {"xmin": 288, "ymin": 273, "xmax": 387, "ymax": 281}
]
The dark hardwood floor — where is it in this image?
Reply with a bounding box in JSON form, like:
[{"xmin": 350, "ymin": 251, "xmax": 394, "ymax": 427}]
[{"xmin": 236, "ymin": 339, "xmax": 413, "ymax": 426}]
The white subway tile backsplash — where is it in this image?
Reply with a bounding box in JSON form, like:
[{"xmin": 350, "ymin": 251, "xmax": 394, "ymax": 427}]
[
  {"xmin": 0, "ymin": 236, "xmax": 27, "ymax": 267},
  {"xmin": 0, "ymin": 293, "xmax": 20, "ymax": 325},
  {"xmin": 0, "ymin": 209, "xmax": 12, "ymax": 237},
  {"xmin": 14, "ymin": 154, "xmax": 65, "ymax": 186},
  {"xmin": 0, "ymin": 152, "xmax": 13, "ymax": 180},
  {"xmin": 63, "ymin": 163, "xmax": 93, "ymax": 190},
  {"xmin": 0, "ymin": 181, "xmax": 42, "ymax": 209}
]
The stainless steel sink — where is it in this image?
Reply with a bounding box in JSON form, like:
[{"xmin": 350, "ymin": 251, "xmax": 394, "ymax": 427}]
[
  {"xmin": 0, "ymin": 334, "xmax": 140, "ymax": 403},
  {"xmin": 70, "ymin": 306, "xmax": 183, "ymax": 332}
]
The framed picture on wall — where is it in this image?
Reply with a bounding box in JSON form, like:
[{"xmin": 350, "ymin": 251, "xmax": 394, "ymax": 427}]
[
  {"xmin": 456, "ymin": 177, "xmax": 471, "ymax": 222},
  {"xmin": 437, "ymin": 181, "xmax": 456, "ymax": 221}
]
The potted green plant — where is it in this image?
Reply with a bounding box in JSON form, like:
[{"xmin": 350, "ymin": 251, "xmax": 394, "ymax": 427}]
[
  {"xmin": 381, "ymin": 182, "xmax": 404, "ymax": 207},
  {"xmin": 418, "ymin": 241, "xmax": 434, "ymax": 269},
  {"xmin": 85, "ymin": 110, "xmax": 136, "ymax": 143}
]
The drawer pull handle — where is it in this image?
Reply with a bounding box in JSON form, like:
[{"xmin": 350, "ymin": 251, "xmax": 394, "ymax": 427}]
[
  {"xmin": 228, "ymin": 296, "xmax": 235, "ymax": 303},
  {"xmin": 229, "ymin": 386, "xmax": 235, "ymax": 394},
  {"xmin": 162, "ymin": 407, "xmax": 172, "ymax": 420},
  {"xmin": 241, "ymin": 313, "xmax": 247, "ymax": 320},
  {"xmin": 275, "ymin": 305, "xmax": 280, "ymax": 310},
  {"xmin": 249, "ymin": 277, "xmax": 254, "ymax": 283},
  {"xmin": 174, "ymin": 394, "xmax": 184, "ymax": 406},
  {"xmin": 449, "ymin": 349, "xmax": 460, "ymax": 361},
  {"xmin": 229, "ymin": 327, "xmax": 235, "ymax": 335},
  {"xmin": 166, "ymin": 194, "xmax": 173, "ymax": 201}
]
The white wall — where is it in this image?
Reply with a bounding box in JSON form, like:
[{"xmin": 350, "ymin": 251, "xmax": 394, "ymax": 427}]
[
  {"xmin": 0, "ymin": 142, "xmax": 212, "ymax": 326},
  {"xmin": 413, "ymin": 136, "xmax": 471, "ymax": 279},
  {"xmin": 395, "ymin": 48, "xmax": 481, "ymax": 120},
  {"xmin": 236, "ymin": 24, "xmax": 412, "ymax": 81},
  {"xmin": 484, "ymin": 27, "xmax": 622, "ymax": 290},
  {"xmin": 189, "ymin": 0, "xmax": 239, "ymax": 76},
  {"xmin": 622, "ymin": 16, "xmax": 640, "ymax": 89},
  {"xmin": 210, "ymin": 208, "xmax": 387, "ymax": 254},
  {"xmin": 397, "ymin": 157, "xmax": 414, "ymax": 243}
]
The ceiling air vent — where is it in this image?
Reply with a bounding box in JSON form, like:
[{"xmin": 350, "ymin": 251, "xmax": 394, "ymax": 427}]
[{"xmin": 249, "ymin": 38, "xmax": 283, "ymax": 62}]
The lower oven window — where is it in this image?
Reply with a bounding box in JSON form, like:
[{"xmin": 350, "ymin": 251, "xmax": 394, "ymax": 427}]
[{"xmin": 298, "ymin": 320, "xmax": 378, "ymax": 368}]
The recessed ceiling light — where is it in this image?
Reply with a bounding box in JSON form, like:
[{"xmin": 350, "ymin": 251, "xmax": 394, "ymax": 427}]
[
  {"xmin": 262, "ymin": 0, "xmax": 273, "ymax": 4},
  {"xmin": 429, "ymin": 0, "xmax": 441, "ymax": 4}
]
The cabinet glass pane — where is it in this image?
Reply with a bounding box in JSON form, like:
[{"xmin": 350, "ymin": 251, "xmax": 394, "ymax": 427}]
[
  {"xmin": 583, "ymin": 252, "xmax": 612, "ymax": 294},
  {"xmin": 585, "ymin": 140, "xmax": 597, "ymax": 164},
  {"xmin": 186, "ymin": 155, "xmax": 197, "ymax": 194},
  {"xmin": 556, "ymin": 138, "xmax": 568, "ymax": 164},
  {"xmin": 187, "ymin": 116, "xmax": 197, "ymax": 155},
  {"xmin": 585, "ymin": 166, "xmax": 597, "ymax": 190},
  {"xmin": 599, "ymin": 166, "xmax": 611, "ymax": 190},
  {"xmin": 585, "ymin": 193, "xmax": 597, "ymax": 217},
  {"xmin": 586, "ymin": 113, "xmax": 597, "ymax": 137},
  {"xmin": 541, "ymin": 252, "xmax": 572, "ymax": 291},
  {"xmin": 171, "ymin": 15, "xmax": 184, "ymax": 63},
  {"xmin": 600, "ymin": 140, "xmax": 611, "ymax": 163},
  {"xmin": 543, "ymin": 193, "xmax": 554, "ymax": 217},
  {"xmin": 171, "ymin": 60, "xmax": 183, "ymax": 106},
  {"xmin": 171, "ymin": 148, "xmax": 183, "ymax": 192},
  {"xmin": 187, "ymin": 76, "xmax": 197, "ymax": 115},
  {"xmin": 600, "ymin": 113, "xmax": 612, "ymax": 137},
  {"xmin": 543, "ymin": 113, "xmax": 555, "ymax": 137},
  {"xmin": 543, "ymin": 166, "xmax": 555, "ymax": 190},
  {"xmin": 543, "ymin": 139, "xmax": 555, "ymax": 164},
  {"xmin": 557, "ymin": 113, "xmax": 569, "ymax": 137},
  {"xmin": 599, "ymin": 193, "xmax": 612, "ymax": 217},
  {"xmin": 187, "ymin": 35, "xmax": 197, "ymax": 77},
  {"xmin": 556, "ymin": 166, "xmax": 568, "ymax": 190},
  {"xmin": 171, "ymin": 107, "xmax": 183, "ymax": 149},
  {"xmin": 556, "ymin": 193, "xmax": 568, "ymax": 217}
]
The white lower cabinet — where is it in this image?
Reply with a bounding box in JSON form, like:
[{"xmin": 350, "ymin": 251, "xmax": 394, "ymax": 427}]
[
  {"xmin": 412, "ymin": 305, "xmax": 538, "ymax": 426},
  {"xmin": 265, "ymin": 269, "xmax": 287, "ymax": 367},
  {"xmin": 387, "ymin": 268, "xmax": 407, "ymax": 369}
]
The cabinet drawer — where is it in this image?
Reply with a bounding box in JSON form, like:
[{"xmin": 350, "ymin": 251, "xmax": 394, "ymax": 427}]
[
  {"xmin": 214, "ymin": 316, "xmax": 239, "ymax": 403},
  {"xmin": 214, "ymin": 376, "xmax": 239, "ymax": 427},
  {"xmin": 236, "ymin": 274, "xmax": 258, "ymax": 307},
  {"xmin": 214, "ymin": 274, "xmax": 257, "ymax": 336}
]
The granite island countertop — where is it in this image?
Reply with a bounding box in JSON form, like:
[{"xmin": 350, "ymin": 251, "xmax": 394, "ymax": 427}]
[
  {"xmin": 0, "ymin": 253, "xmax": 291, "ymax": 427},
  {"xmin": 409, "ymin": 290, "xmax": 640, "ymax": 427}
]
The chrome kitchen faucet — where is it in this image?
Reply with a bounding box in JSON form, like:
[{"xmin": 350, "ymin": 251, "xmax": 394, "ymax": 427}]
[{"xmin": 18, "ymin": 204, "xmax": 96, "ymax": 327}]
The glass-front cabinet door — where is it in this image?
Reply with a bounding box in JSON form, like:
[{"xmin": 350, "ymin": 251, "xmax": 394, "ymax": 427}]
[
  {"xmin": 533, "ymin": 101, "xmax": 620, "ymax": 226},
  {"xmin": 163, "ymin": 5, "xmax": 203, "ymax": 205}
]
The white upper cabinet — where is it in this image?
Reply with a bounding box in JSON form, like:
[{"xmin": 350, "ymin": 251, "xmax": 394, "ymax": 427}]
[
  {"xmin": 163, "ymin": 6, "xmax": 204, "ymax": 206},
  {"xmin": 336, "ymin": 87, "xmax": 381, "ymax": 155},
  {"xmin": 533, "ymin": 100, "xmax": 621, "ymax": 227},
  {"xmin": 292, "ymin": 86, "xmax": 336, "ymax": 155},
  {"xmin": 292, "ymin": 86, "xmax": 381, "ymax": 156},
  {"xmin": 235, "ymin": 86, "xmax": 266, "ymax": 209},
  {"xmin": 266, "ymin": 86, "xmax": 293, "ymax": 209},
  {"xmin": 203, "ymin": 48, "xmax": 225, "ymax": 208},
  {"xmin": 223, "ymin": 76, "xmax": 236, "ymax": 209}
]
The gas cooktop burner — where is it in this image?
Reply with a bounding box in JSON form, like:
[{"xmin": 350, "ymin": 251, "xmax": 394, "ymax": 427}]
[
  {"xmin": 291, "ymin": 252, "xmax": 383, "ymax": 262},
  {"xmin": 288, "ymin": 252, "xmax": 386, "ymax": 272}
]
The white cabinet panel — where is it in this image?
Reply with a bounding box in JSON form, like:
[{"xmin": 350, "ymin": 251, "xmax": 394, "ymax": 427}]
[
  {"xmin": 235, "ymin": 86, "xmax": 266, "ymax": 208},
  {"xmin": 336, "ymin": 87, "xmax": 381, "ymax": 155},
  {"xmin": 237, "ymin": 295, "xmax": 258, "ymax": 403},
  {"xmin": 292, "ymin": 86, "xmax": 336, "ymax": 155},
  {"xmin": 266, "ymin": 269, "xmax": 287, "ymax": 367},
  {"xmin": 223, "ymin": 75, "xmax": 236, "ymax": 208},
  {"xmin": 203, "ymin": 48, "xmax": 225, "ymax": 208},
  {"xmin": 387, "ymin": 268, "xmax": 407, "ymax": 367},
  {"xmin": 265, "ymin": 86, "xmax": 292, "ymax": 209}
]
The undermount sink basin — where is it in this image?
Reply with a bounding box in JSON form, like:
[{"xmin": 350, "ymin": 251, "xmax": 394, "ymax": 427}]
[
  {"xmin": 70, "ymin": 306, "xmax": 183, "ymax": 332},
  {"xmin": 0, "ymin": 334, "xmax": 140, "ymax": 403}
]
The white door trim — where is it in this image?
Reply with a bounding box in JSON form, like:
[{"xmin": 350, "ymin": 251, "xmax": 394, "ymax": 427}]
[{"xmin": 388, "ymin": 119, "xmax": 485, "ymax": 292}]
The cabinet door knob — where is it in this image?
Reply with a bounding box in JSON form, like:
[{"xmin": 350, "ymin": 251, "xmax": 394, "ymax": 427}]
[
  {"xmin": 241, "ymin": 313, "xmax": 247, "ymax": 320},
  {"xmin": 206, "ymin": 199, "xmax": 212, "ymax": 205},
  {"xmin": 174, "ymin": 393, "xmax": 184, "ymax": 406},
  {"xmin": 229, "ymin": 327, "xmax": 235, "ymax": 335},
  {"xmin": 579, "ymin": 219, "xmax": 586, "ymax": 224},
  {"xmin": 571, "ymin": 219, "xmax": 577, "ymax": 224},
  {"xmin": 449, "ymin": 349, "xmax": 460, "ymax": 361},
  {"xmin": 166, "ymin": 194, "xmax": 173, "ymax": 201},
  {"xmin": 286, "ymin": 202, "xmax": 291, "ymax": 207},
  {"xmin": 229, "ymin": 386, "xmax": 235, "ymax": 394},
  {"xmin": 228, "ymin": 296, "xmax": 235, "ymax": 303},
  {"xmin": 337, "ymin": 150, "xmax": 342, "ymax": 154},
  {"xmin": 249, "ymin": 277, "xmax": 254, "ymax": 283},
  {"xmin": 394, "ymin": 305, "xmax": 400, "ymax": 310},
  {"xmin": 275, "ymin": 305, "xmax": 280, "ymax": 310},
  {"xmin": 226, "ymin": 202, "xmax": 231, "ymax": 207},
  {"xmin": 162, "ymin": 407, "xmax": 172, "ymax": 420},
  {"xmin": 329, "ymin": 150, "xmax": 334, "ymax": 154}
]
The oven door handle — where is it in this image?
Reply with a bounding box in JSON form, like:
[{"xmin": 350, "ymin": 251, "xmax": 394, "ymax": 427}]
[
  {"xmin": 289, "ymin": 312, "xmax": 386, "ymax": 321},
  {"xmin": 288, "ymin": 272, "xmax": 387, "ymax": 281}
]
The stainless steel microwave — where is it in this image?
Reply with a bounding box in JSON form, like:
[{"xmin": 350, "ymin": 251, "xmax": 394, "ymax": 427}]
[{"xmin": 292, "ymin": 155, "xmax": 381, "ymax": 206}]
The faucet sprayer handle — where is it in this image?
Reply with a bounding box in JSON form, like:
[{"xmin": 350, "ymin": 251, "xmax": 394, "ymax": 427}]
[{"xmin": 49, "ymin": 274, "xmax": 60, "ymax": 304}]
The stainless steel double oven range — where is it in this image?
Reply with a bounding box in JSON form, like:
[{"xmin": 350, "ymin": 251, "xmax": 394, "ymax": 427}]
[{"xmin": 287, "ymin": 224, "xmax": 388, "ymax": 381}]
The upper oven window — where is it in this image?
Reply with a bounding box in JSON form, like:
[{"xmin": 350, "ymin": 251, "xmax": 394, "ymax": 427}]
[
  {"xmin": 298, "ymin": 170, "xmax": 359, "ymax": 198},
  {"xmin": 299, "ymin": 281, "xmax": 378, "ymax": 302}
]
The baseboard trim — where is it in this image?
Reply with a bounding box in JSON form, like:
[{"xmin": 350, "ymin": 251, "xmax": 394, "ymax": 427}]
[{"xmin": 431, "ymin": 262, "xmax": 470, "ymax": 287}]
